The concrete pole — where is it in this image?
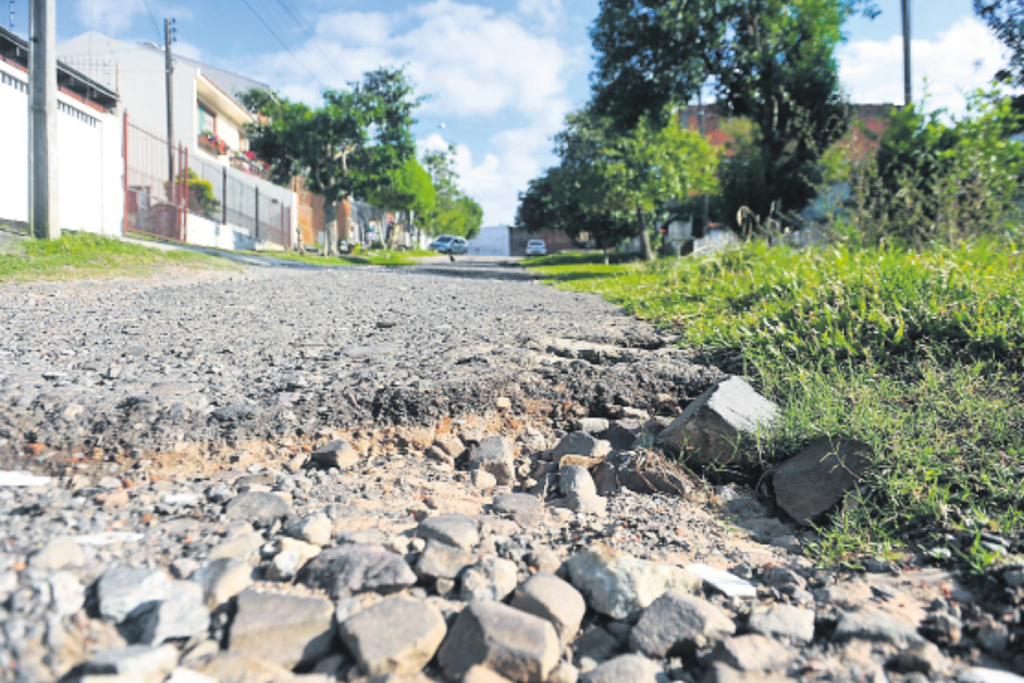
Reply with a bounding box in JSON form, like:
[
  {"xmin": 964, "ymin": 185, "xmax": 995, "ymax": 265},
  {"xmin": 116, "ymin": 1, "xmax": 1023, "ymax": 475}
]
[
  {"xmin": 698, "ymin": 88, "xmax": 710, "ymax": 239},
  {"xmin": 902, "ymin": 0, "xmax": 911, "ymax": 107},
  {"xmin": 29, "ymin": 0, "xmax": 59, "ymax": 240},
  {"xmin": 164, "ymin": 19, "xmax": 175, "ymax": 194}
]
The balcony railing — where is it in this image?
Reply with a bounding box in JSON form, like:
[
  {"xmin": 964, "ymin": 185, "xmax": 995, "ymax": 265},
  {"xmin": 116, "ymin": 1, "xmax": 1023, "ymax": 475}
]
[{"xmin": 230, "ymin": 154, "xmax": 270, "ymax": 180}]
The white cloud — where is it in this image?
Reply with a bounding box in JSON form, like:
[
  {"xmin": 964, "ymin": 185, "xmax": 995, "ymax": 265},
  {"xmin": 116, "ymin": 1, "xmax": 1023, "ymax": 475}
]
[
  {"xmin": 248, "ymin": 0, "xmax": 579, "ymax": 224},
  {"xmin": 74, "ymin": 0, "xmax": 193, "ymax": 36},
  {"xmin": 839, "ymin": 17, "xmax": 1010, "ymax": 113},
  {"xmin": 516, "ymin": 0, "xmax": 565, "ymax": 31}
]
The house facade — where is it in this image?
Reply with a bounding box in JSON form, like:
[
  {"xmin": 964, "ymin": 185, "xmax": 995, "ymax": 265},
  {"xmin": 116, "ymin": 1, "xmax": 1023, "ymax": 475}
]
[
  {"xmin": 58, "ymin": 31, "xmax": 296, "ymax": 249},
  {"xmin": 0, "ymin": 26, "xmax": 122, "ymax": 235}
]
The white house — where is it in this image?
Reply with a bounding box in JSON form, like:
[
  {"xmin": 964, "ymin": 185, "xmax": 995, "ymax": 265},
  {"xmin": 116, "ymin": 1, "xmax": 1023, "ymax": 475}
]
[
  {"xmin": 58, "ymin": 31, "xmax": 296, "ymax": 249},
  {"xmin": 0, "ymin": 26, "xmax": 122, "ymax": 235}
]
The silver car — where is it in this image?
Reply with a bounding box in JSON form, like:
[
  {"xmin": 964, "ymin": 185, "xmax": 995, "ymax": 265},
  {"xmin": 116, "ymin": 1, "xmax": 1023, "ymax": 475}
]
[{"xmin": 525, "ymin": 239, "xmax": 547, "ymax": 256}]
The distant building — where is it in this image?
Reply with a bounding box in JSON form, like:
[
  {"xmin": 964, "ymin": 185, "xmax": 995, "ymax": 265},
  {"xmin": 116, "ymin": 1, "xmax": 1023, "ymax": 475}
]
[{"xmin": 468, "ymin": 225, "xmax": 511, "ymax": 257}]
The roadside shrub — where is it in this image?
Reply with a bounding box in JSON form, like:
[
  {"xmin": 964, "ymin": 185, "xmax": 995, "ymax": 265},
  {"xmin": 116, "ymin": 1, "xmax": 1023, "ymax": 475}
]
[{"xmin": 830, "ymin": 90, "xmax": 1024, "ymax": 247}]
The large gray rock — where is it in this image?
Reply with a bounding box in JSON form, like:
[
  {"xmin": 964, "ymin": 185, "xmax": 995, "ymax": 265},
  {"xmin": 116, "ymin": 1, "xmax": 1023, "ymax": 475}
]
[
  {"xmin": 339, "ymin": 596, "xmax": 447, "ymax": 676},
  {"xmin": 227, "ymin": 589, "xmax": 334, "ymax": 669},
  {"xmin": 224, "ymin": 491, "xmax": 293, "ymax": 527},
  {"xmin": 125, "ymin": 581, "xmax": 210, "ymax": 645},
  {"xmin": 190, "ymin": 559, "xmax": 253, "ymax": 610},
  {"xmin": 50, "ymin": 571, "xmax": 85, "ymax": 617},
  {"xmin": 416, "ymin": 539, "xmax": 476, "ymax": 580},
  {"xmin": 579, "ymin": 654, "xmax": 667, "ymax": 683},
  {"xmin": 746, "ymin": 603, "xmax": 815, "ymax": 644},
  {"xmin": 553, "ymin": 432, "xmax": 611, "ymax": 461},
  {"xmin": 312, "ymin": 439, "xmax": 359, "ymax": 470},
  {"xmin": 511, "ymin": 572, "xmax": 586, "ymax": 646},
  {"xmin": 493, "ymin": 493, "xmax": 544, "ymax": 515},
  {"xmin": 655, "ymin": 377, "xmax": 778, "ymax": 466},
  {"xmin": 296, "ymin": 544, "xmax": 416, "ymax": 598},
  {"xmin": 461, "ymin": 555, "xmax": 519, "ymax": 602},
  {"xmin": 437, "ymin": 601, "xmax": 560, "ymax": 682},
  {"xmin": 567, "ymin": 545, "xmax": 701, "ymax": 620},
  {"xmin": 629, "ymin": 592, "xmax": 735, "ymax": 657},
  {"xmin": 772, "ymin": 438, "xmax": 871, "ymax": 526},
  {"xmin": 833, "ymin": 610, "xmax": 922, "ymax": 648},
  {"xmin": 96, "ymin": 566, "xmax": 173, "ymax": 624},
  {"xmin": 711, "ymin": 634, "xmax": 795, "ymax": 672},
  {"xmin": 468, "ymin": 436, "xmax": 515, "ymax": 486},
  {"xmin": 284, "ymin": 512, "xmax": 333, "ymax": 547},
  {"xmin": 417, "ymin": 513, "xmax": 480, "ymax": 550}
]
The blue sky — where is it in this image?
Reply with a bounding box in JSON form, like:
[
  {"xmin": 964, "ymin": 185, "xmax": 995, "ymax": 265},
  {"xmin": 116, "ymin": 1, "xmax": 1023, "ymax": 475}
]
[{"xmin": 20, "ymin": 0, "xmax": 1011, "ymax": 224}]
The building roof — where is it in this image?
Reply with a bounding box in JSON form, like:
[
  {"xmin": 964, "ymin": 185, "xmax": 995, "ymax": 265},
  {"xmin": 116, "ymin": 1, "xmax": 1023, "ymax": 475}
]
[{"xmin": 0, "ymin": 26, "xmax": 118, "ymax": 111}]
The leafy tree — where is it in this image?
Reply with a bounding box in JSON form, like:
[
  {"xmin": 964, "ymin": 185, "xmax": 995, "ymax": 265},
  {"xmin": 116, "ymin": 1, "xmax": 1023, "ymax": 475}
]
[
  {"xmin": 590, "ymin": 0, "xmax": 872, "ymax": 223},
  {"xmin": 974, "ymin": 1, "xmax": 1024, "ymax": 86},
  {"xmin": 240, "ymin": 67, "xmax": 419, "ymax": 254},
  {"xmin": 420, "ymin": 145, "xmax": 484, "ymax": 239},
  {"xmin": 368, "ymin": 157, "xmax": 436, "ymax": 247},
  {"xmin": 551, "ymin": 107, "xmax": 718, "ymax": 261}
]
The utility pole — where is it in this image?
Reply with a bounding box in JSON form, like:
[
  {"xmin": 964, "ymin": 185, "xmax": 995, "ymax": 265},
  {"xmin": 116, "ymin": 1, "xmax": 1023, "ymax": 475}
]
[
  {"xmin": 10, "ymin": 0, "xmax": 14, "ymax": 31},
  {"xmin": 697, "ymin": 88, "xmax": 710, "ymax": 239},
  {"xmin": 164, "ymin": 18, "xmax": 175, "ymax": 194},
  {"xmin": 901, "ymin": 0, "xmax": 911, "ymax": 107},
  {"xmin": 29, "ymin": 0, "xmax": 59, "ymax": 240}
]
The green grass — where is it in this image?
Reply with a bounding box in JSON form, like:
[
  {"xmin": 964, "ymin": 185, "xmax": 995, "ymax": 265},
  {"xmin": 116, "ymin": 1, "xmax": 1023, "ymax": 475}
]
[
  {"xmin": 523, "ymin": 251, "xmax": 641, "ymax": 267},
  {"xmin": 0, "ymin": 231, "xmax": 233, "ymax": 283},
  {"xmin": 246, "ymin": 248, "xmax": 425, "ymax": 266},
  {"xmin": 529, "ymin": 240, "xmax": 1024, "ymax": 569}
]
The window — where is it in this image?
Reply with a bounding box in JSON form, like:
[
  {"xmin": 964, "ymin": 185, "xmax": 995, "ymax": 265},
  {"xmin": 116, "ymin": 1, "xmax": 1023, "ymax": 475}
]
[{"xmin": 198, "ymin": 102, "xmax": 216, "ymax": 135}]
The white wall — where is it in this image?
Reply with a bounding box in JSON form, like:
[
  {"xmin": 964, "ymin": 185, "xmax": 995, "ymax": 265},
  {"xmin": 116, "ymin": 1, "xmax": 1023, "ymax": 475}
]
[
  {"xmin": 0, "ymin": 61, "xmax": 122, "ymax": 235},
  {"xmin": 186, "ymin": 214, "xmax": 256, "ymax": 251}
]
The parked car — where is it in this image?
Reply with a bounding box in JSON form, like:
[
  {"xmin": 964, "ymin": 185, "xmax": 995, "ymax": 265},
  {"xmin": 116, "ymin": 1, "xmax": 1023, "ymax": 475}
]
[
  {"xmin": 429, "ymin": 235, "xmax": 468, "ymax": 255},
  {"xmin": 525, "ymin": 239, "xmax": 547, "ymax": 256}
]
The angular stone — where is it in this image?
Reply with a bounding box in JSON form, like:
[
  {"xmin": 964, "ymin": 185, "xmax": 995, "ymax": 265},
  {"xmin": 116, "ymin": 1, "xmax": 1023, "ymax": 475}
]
[
  {"xmin": 417, "ymin": 513, "xmax": 480, "ymax": 550},
  {"xmin": 339, "ymin": 596, "xmax": 447, "ymax": 676},
  {"xmin": 574, "ymin": 626, "xmax": 622, "ymax": 664},
  {"xmin": 461, "ymin": 555, "xmax": 518, "ymax": 602},
  {"xmin": 553, "ymin": 432, "xmax": 612, "ymax": 461},
  {"xmin": 82, "ymin": 644, "xmax": 179, "ymax": 677},
  {"xmin": 468, "ymin": 436, "xmax": 515, "ymax": 486},
  {"xmin": 711, "ymin": 634, "xmax": 795, "ymax": 672},
  {"xmin": 196, "ymin": 654, "xmax": 297, "ymax": 683},
  {"xmin": 29, "ymin": 537, "xmax": 86, "ymax": 572},
  {"xmin": 465, "ymin": 665, "xmax": 515, "ymax": 683},
  {"xmin": 833, "ymin": 610, "xmax": 922, "ymax": 648},
  {"xmin": 267, "ymin": 549, "xmax": 302, "ymax": 581},
  {"xmin": 655, "ymin": 377, "xmax": 778, "ymax": 466},
  {"xmin": 629, "ymin": 592, "xmax": 735, "ymax": 658},
  {"xmin": 296, "ymin": 544, "xmax": 416, "ymax": 598},
  {"xmin": 224, "ymin": 491, "xmax": 293, "ymax": 527},
  {"xmin": 97, "ymin": 567, "xmax": 173, "ymax": 624},
  {"xmin": 190, "ymin": 559, "xmax": 253, "ymax": 610},
  {"xmin": 493, "ymin": 493, "xmax": 543, "ymax": 515},
  {"xmin": 894, "ymin": 641, "xmax": 949, "ymax": 676},
  {"xmin": 511, "ymin": 572, "xmax": 586, "ymax": 646},
  {"xmin": 746, "ymin": 603, "xmax": 815, "ymax": 644},
  {"xmin": 126, "ymin": 581, "xmax": 210, "ymax": 645},
  {"xmin": 576, "ymin": 418, "xmax": 611, "ymax": 434},
  {"xmin": 772, "ymin": 438, "xmax": 871, "ymax": 526},
  {"xmin": 208, "ymin": 532, "xmax": 263, "ymax": 561},
  {"xmin": 437, "ymin": 601, "xmax": 560, "ymax": 682},
  {"xmin": 702, "ymin": 662, "xmax": 790, "ymax": 683},
  {"xmin": 579, "ymin": 654, "xmax": 666, "ymax": 683},
  {"xmin": 50, "ymin": 571, "xmax": 86, "ymax": 617},
  {"xmin": 416, "ymin": 540, "xmax": 476, "ymax": 580},
  {"xmin": 560, "ymin": 466, "xmax": 597, "ymax": 498},
  {"xmin": 567, "ymin": 545, "xmax": 701, "ymax": 620},
  {"xmin": 228, "ymin": 589, "xmax": 334, "ymax": 669},
  {"xmin": 312, "ymin": 439, "xmax": 359, "ymax": 470},
  {"xmin": 285, "ymin": 512, "xmax": 333, "ymax": 547}
]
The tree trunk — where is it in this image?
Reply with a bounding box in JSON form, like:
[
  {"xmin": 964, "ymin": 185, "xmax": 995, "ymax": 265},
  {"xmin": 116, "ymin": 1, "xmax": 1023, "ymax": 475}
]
[
  {"xmin": 603, "ymin": 246, "xmax": 609, "ymax": 266},
  {"xmin": 638, "ymin": 210, "xmax": 654, "ymax": 262},
  {"xmin": 324, "ymin": 199, "xmax": 338, "ymax": 257}
]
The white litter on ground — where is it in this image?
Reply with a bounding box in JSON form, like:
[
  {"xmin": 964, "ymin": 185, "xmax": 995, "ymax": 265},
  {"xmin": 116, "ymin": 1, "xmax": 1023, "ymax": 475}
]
[
  {"xmin": 0, "ymin": 471, "xmax": 51, "ymax": 488},
  {"xmin": 686, "ymin": 563, "xmax": 757, "ymax": 598}
]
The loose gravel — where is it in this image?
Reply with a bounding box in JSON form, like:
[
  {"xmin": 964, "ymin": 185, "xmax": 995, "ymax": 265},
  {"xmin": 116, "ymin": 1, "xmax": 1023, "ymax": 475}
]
[{"xmin": 0, "ymin": 262, "xmax": 1019, "ymax": 683}]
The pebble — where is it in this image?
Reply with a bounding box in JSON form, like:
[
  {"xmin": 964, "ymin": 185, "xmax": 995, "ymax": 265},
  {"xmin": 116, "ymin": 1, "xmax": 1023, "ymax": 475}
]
[{"xmin": 339, "ymin": 596, "xmax": 447, "ymax": 676}]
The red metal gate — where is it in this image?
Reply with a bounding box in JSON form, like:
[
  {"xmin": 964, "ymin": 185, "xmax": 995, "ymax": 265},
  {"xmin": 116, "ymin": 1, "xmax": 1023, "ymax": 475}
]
[{"xmin": 123, "ymin": 113, "xmax": 188, "ymax": 242}]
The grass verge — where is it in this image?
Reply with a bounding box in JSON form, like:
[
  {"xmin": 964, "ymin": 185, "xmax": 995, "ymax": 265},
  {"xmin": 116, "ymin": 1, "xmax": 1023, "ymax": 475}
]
[
  {"xmin": 529, "ymin": 241, "xmax": 1024, "ymax": 569},
  {"xmin": 244, "ymin": 248, "xmax": 425, "ymax": 266},
  {"xmin": 0, "ymin": 231, "xmax": 233, "ymax": 283}
]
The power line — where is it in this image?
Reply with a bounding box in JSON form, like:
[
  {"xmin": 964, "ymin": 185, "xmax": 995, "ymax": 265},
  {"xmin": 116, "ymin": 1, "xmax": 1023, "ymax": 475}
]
[
  {"xmin": 138, "ymin": 0, "xmax": 163, "ymax": 45},
  {"xmin": 236, "ymin": 0, "xmax": 325, "ymax": 88},
  {"xmin": 268, "ymin": 0, "xmax": 349, "ymax": 87}
]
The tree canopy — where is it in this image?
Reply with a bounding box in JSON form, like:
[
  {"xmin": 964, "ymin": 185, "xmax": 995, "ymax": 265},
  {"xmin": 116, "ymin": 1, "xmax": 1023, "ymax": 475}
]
[
  {"xmin": 420, "ymin": 146, "xmax": 484, "ymax": 240},
  {"xmin": 240, "ymin": 67, "xmax": 419, "ymax": 253},
  {"xmin": 590, "ymin": 0, "xmax": 872, "ymax": 220},
  {"xmin": 974, "ymin": 1, "xmax": 1024, "ymax": 86}
]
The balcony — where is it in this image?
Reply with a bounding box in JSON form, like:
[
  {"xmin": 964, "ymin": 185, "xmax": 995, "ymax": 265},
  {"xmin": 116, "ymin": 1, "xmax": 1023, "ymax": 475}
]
[{"xmin": 230, "ymin": 153, "xmax": 271, "ymax": 180}]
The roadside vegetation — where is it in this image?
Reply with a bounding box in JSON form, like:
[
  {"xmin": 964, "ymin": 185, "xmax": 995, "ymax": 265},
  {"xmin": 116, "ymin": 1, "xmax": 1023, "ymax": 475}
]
[
  {"xmin": 0, "ymin": 231, "xmax": 232, "ymax": 283},
  {"xmin": 246, "ymin": 248, "xmax": 431, "ymax": 267},
  {"xmin": 520, "ymin": 0, "xmax": 1024, "ymax": 569}
]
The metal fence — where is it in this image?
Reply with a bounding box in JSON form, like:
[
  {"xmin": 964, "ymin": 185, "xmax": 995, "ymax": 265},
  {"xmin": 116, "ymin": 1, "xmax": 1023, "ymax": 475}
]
[{"xmin": 124, "ymin": 114, "xmax": 291, "ymax": 249}]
